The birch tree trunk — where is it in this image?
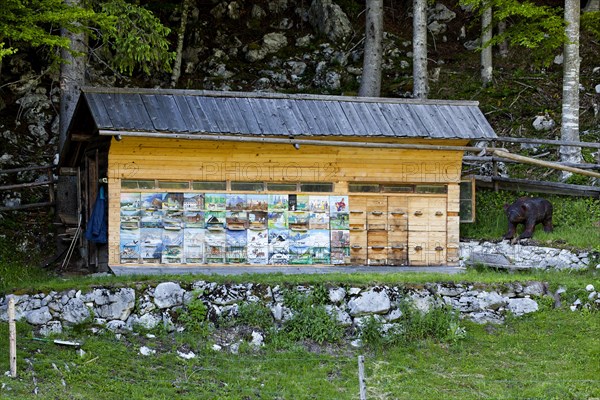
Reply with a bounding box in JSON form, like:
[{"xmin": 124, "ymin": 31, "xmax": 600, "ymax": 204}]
[
  {"xmin": 481, "ymin": 5, "xmax": 493, "ymax": 87},
  {"xmin": 170, "ymin": 0, "xmax": 191, "ymax": 88},
  {"xmin": 560, "ymin": 0, "xmax": 582, "ymax": 176},
  {"xmin": 412, "ymin": 0, "xmax": 428, "ymax": 99},
  {"xmin": 358, "ymin": 0, "xmax": 383, "ymax": 97}
]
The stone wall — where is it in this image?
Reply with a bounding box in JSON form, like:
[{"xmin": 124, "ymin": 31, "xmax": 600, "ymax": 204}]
[
  {"xmin": 1, "ymin": 281, "xmax": 598, "ymax": 340},
  {"xmin": 460, "ymin": 241, "xmax": 597, "ymax": 270}
]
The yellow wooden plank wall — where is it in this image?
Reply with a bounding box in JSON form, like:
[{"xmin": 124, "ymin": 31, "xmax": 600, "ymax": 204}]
[
  {"xmin": 108, "ymin": 138, "xmax": 466, "ymax": 184},
  {"xmin": 108, "ymin": 177, "xmax": 121, "ymax": 265},
  {"xmin": 107, "ymin": 137, "xmax": 468, "ymax": 267}
]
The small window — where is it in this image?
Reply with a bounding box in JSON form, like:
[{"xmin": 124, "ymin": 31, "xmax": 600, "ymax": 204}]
[
  {"xmin": 231, "ymin": 181, "xmax": 264, "ymax": 191},
  {"xmin": 382, "ymin": 184, "xmax": 414, "ymax": 193},
  {"xmin": 192, "ymin": 181, "xmax": 226, "ymax": 191},
  {"xmin": 158, "ymin": 181, "xmax": 190, "ymax": 189},
  {"xmin": 459, "ymin": 178, "xmax": 476, "ymax": 223},
  {"xmin": 300, "ymin": 182, "xmax": 334, "ymax": 192},
  {"xmin": 267, "ymin": 182, "xmax": 298, "ymax": 192},
  {"xmin": 349, "ymin": 183, "xmax": 380, "ymax": 193},
  {"xmin": 121, "ymin": 180, "xmax": 155, "ymax": 189},
  {"xmin": 415, "ymin": 185, "xmax": 447, "ymax": 194}
]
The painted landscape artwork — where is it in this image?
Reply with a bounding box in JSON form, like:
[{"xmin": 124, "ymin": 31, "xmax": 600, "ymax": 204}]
[{"xmin": 120, "ymin": 193, "xmax": 351, "ymax": 265}]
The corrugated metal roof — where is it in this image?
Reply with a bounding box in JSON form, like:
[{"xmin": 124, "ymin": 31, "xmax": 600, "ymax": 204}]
[{"xmin": 80, "ymin": 87, "xmax": 497, "ymax": 140}]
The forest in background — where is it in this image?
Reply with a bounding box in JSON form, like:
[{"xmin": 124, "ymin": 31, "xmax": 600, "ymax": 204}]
[{"xmin": 0, "ymin": 0, "xmax": 599, "ymax": 265}]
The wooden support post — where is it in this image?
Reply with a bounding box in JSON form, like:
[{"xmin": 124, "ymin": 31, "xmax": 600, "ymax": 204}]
[
  {"xmin": 8, "ymin": 297, "xmax": 17, "ymax": 378},
  {"xmin": 358, "ymin": 355, "xmax": 367, "ymax": 400},
  {"xmin": 492, "ymin": 140, "xmax": 499, "ymax": 192},
  {"xmin": 47, "ymin": 166, "xmax": 55, "ymax": 205}
]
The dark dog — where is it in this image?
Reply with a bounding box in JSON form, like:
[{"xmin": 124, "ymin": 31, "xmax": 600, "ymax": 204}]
[{"xmin": 503, "ymin": 197, "xmax": 553, "ymax": 241}]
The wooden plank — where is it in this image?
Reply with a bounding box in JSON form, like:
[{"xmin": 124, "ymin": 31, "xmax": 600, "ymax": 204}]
[
  {"xmin": 366, "ymin": 103, "xmax": 396, "ymax": 137},
  {"xmin": 186, "ymin": 96, "xmax": 219, "ymax": 133},
  {"xmin": 439, "ymin": 105, "xmax": 476, "ymax": 139},
  {"xmin": 141, "ymin": 94, "xmax": 188, "ymax": 132},
  {"xmin": 453, "ymin": 106, "xmax": 482, "ymax": 139},
  {"xmin": 203, "ymin": 97, "xmax": 231, "ymax": 133},
  {"xmin": 84, "ymin": 93, "xmax": 113, "ymax": 129},
  {"xmin": 338, "ymin": 102, "xmax": 368, "ymax": 136},
  {"xmin": 277, "ymin": 98, "xmax": 307, "ymax": 136},
  {"xmin": 221, "ymin": 97, "xmax": 251, "ymax": 134},
  {"xmin": 237, "ymin": 98, "xmax": 264, "ymax": 135},
  {"xmin": 353, "ymin": 102, "xmax": 380, "ymax": 136},
  {"xmin": 171, "ymin": 95, "xmax": 202, "ymax": 132},
  {"xmin": 323, "ymin": 101, "xmax": 354, "ymax": 136}
]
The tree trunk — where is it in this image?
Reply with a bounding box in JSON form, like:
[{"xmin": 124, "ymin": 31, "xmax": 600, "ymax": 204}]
[
  {"xmin": 560, "ymin": 0, "xmax": 582, "ymax": 177},
  {"xmin": 358, "ymin": 0, "xmax": 383, "ymax": 97},
  {"xmin": 58, "ymin": 0, "xmax": 87, "ymax": 253},
  {"xmin": 498, "ymin": 21, "xmax": 508, "ymax": 58},
  {"xmin": 412, "ymin": 0, "xmax": 428, "ymax": 99},
  {"xmin": 583, "ymin": 0, "xmax": 599, "ymax": 12},
  {"xmin": 481, "ymin": 5, "xmax": 493, "ymax": 87},
  {"xmin": 59, "ymin": 0, "xmax": 86, "ymax": 150},
  {"xmin": 170, "ymin": 0, "xmax": 192, "ymax": 88}
]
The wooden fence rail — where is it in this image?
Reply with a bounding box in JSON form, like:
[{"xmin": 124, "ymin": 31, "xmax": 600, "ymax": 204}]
[
  {"xmin": 0, "ymin": 165, "xmax": 56, "ymax": 211},
  {"xmin": 464, "ymin": 136, "xmax": 600, "ymax": 197}
]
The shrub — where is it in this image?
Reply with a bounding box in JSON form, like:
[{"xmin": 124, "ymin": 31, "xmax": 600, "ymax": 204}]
[
  {"xmin": 177, "ymin": 292, "xmax": 210, "ymax": 336},
  {"xmin": 281, "ymin": 289, "xmax": 344, "ymax": 344},
  {"xmin": 398, "ymin": 301, "xmax": 463, "ymax": 343},
  {"xmin": 237, "ymin": 302, "xmax": 274, "ymax": 331}
]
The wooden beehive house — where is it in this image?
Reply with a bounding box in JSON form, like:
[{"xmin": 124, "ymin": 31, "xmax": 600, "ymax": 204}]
[{"xmin": 60, "ymin": 87, "xmax": 497, "ymax": 271}]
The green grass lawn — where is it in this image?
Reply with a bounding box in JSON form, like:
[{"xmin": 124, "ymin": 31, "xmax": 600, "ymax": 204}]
[
  {"xmin": 461, "ymin": 190, "xmax": 600, "ymax": 252},
  {"xmin": 1, "ymin": 267, "xmax": 599, "ymax": 400},
  {"xmin": 0, "ymin": 305, "xmax": 598, "ymax": 399}
]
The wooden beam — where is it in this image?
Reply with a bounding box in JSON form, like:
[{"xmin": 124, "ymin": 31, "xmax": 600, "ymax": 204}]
[
  {"xmin": 0, "ymin": 165, "xmax": 54, "ymax": 175},
  {"xmin": 82, "ymin": 86, "xmax": 481, "ymax": 107},
  {"xmin": 71, "ymin": 133, "xmax": 94, "ymax": 141},
  {"xmin": 463, "ymin": 155, "xmax": 600, "ymax": 170},
  {"xmin": 473, "ymin": 175, "xmax": 600, "ymax": 197},
  {"xmin": 100, "ymin": 130, "xmax": 484, "ymax": 152},
  {"xmin": 0, "ymin": 201, "xmax": 54, "ymax": 212},
  {"xmin": 0, "ymin": 180, "xmax": 55, "ymax": 191},
  {"xmin": 492, "ymin": 149, "xmax": 600, "ymax": 179},
  {"xmin": 485, "ymin": 136, "xmax": 600, "ymax": 149}
]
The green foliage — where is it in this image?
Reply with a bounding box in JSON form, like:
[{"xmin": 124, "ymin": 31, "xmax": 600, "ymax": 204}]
[
  {"xmin": 0, "ymin": 0, "xmax": 96, "ymax": 61},
  {"xmin": 582, "ymin": 11, "xmax": 600, "ymax": 39},
  {"xmin": 459, "ymin": 0, "xmax": 565, "ymax": 66},
  {"xmin": 281, "ymin": 289, "xmax": 344, "ymax": 344},
  {"xmin": 0, "ymin": 0, "xmax": 174, "ymax": 75},
  {"xmin": 177, "ymin": 292, "xmax": 210, "ymax": 336},
  {"xmin": 398, "ymin": 301, "xmax": 463, "ymax": 343},
  {"xmin": 237, "ymin": 301, "xmax": 273, "ymax": 331},
  {"xmin": 99, "ymin": 0, "xmax": 175, "ymax": 75}
]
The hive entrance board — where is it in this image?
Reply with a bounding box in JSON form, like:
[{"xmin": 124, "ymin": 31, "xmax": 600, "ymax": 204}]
[{"xmin": 348, "ymin": 195, "xmax": 447, "ymax": 266}]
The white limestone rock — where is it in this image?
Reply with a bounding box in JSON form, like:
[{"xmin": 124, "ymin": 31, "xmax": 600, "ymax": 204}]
[
  {"xmin": 154, "ymin": 282, "xmax": 185, "ymax": 309},
  {"xmin": 348, "ymin": 289, "xmax": 391, "ymax": 316},
  {"xmin": 507, "ymin": 298, "xmax": 539, "ymax": 316}
]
